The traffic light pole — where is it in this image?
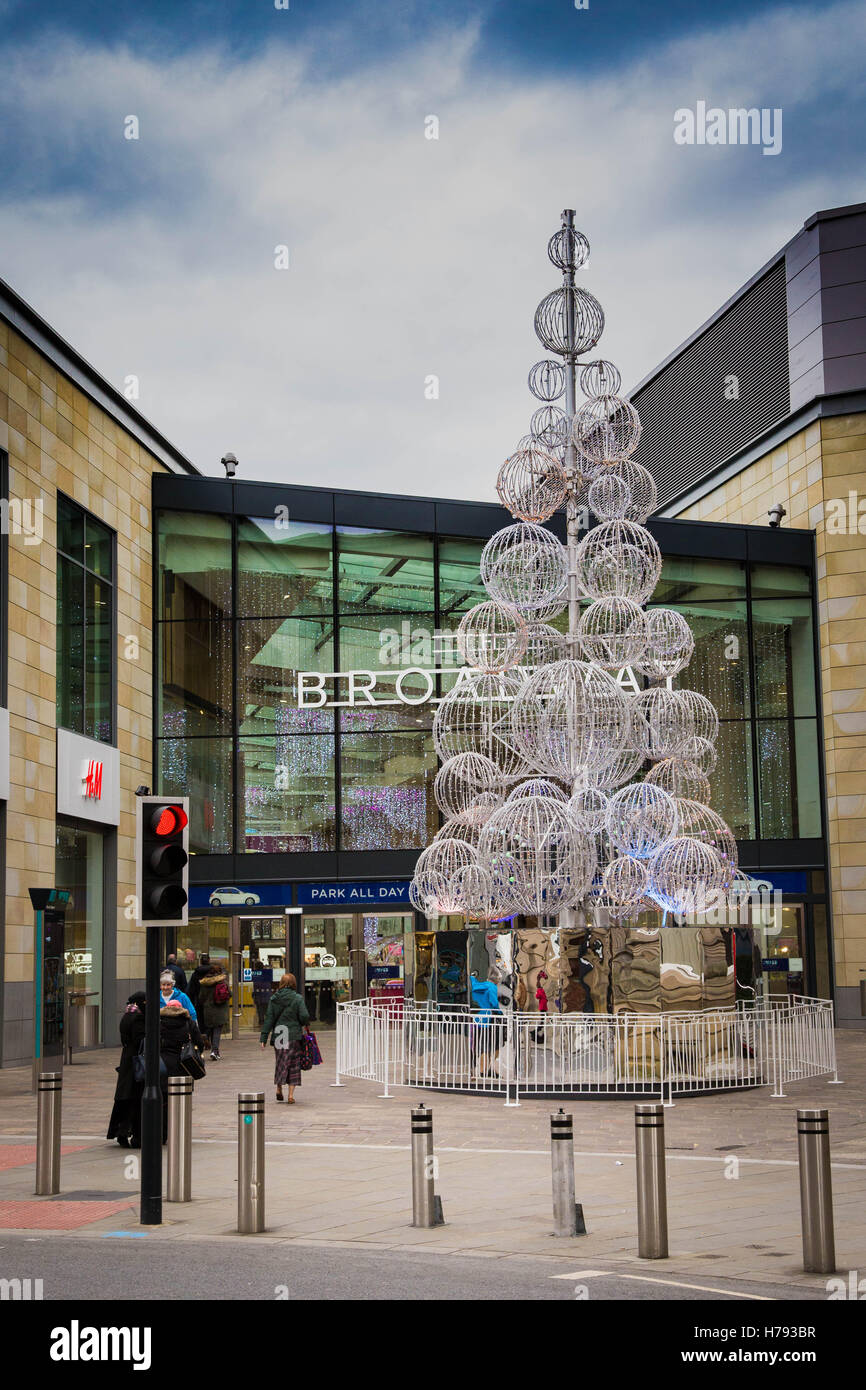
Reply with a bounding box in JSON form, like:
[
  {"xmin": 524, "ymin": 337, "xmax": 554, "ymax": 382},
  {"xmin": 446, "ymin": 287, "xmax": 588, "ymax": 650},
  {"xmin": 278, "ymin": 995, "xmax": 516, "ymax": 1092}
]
[{"xmin": 140, "ymin": 925, "xmax": 163, "ymax": 1225}]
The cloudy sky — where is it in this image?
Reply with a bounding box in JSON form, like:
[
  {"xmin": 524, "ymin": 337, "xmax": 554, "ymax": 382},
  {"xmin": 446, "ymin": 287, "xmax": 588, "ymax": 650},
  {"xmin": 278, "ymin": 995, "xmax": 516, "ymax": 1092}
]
[{"xmin": 0, "ymin": 0, "xmax": 863, "ymax": 498}]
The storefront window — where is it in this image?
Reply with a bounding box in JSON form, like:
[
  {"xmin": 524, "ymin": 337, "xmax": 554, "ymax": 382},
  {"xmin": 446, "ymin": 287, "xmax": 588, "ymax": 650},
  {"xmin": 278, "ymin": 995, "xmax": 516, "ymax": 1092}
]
[
  {"xmin": 337, "ymin": 528, "xmax": 434, "ymax": 613},
  {"xmin": 56, "ymin": 823, "xmax": 104, "ymax": 1036},
  {"xmin": 667, "ymin": 603, "xmax": 750, "ymax": 719},
  {"xmin": 159, "ymin": 618, "xmax": 233, "ymax": 737},
  {"xmin": 303, "ymin": 916, "xmax": 352, "ymax": 1025},
  {"xmin": 239, "ymin": 734, "xmax": 336, "ymax": 852},
  {"xmin": 654, "ymin": 555, "xmax": 747, "ymax": 604},
  {"xmin": 752, "ymin": 598, "xmax": 816, "ymax": 719},
  {"xmin": 56, "ymin": 496, "xmax": 115, "ymax": 743},
  {"xmin": 340, "ymin": 729, "xmax": 437, "ymax": 849},
  {"xmin": 339, "ymin": 613, "xmax": 437, "ymax": 731},
  {"xmin": 750, "ymin": 564, "xmax": 811, "ymax": 599},
  {"xmin": 757, "ymin": 718, "xmax": 822, "ymax": 838},
  {"xmin": 238, "ymin": 617, "xmax": 335, "ymax": 736},
  {"xmin": 158, "ymin": 737, "xmax": 233, "ymax": 854},
  {"xmin": 158, "ymin": 512, "xmax": 232, "ymax": 621},
  {"xmin": 438, "ymin": 536, "xmax": 487, "ymax": 616},
  {"xmin": 712, "ymin": 721, "xmax": 756, "ymax": 839},
  {"xmin": 238, "ymin": 517, "xmax": 334, "ymax": 618}
]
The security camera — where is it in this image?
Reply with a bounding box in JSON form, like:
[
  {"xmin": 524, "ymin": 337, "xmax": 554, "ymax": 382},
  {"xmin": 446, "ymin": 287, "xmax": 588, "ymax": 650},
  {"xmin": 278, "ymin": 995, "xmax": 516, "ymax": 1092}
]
[
  {"xmin": 768, "ymin": 502, "xmax": 786, "ymax": 528},
  {"xmin": 135, "ymin": 785, "xmax": 150, "ymax": 797},
  {"xmin": 221, "ymin": 452, "xmax": 238, "ymax": 478}
]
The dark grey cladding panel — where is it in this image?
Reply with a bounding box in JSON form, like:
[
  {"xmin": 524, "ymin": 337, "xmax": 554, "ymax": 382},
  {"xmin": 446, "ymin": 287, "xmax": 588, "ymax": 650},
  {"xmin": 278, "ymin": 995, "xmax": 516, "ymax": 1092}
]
[
  {"xmin": 789, "ymin": 323, "xmax": 824, "ymax": 382},
  {"xmin": 785, "ymin": 223, "xmax": 820, "ymax": 281},
  {"xmin": 823, "ymin": 316, "xmax": 866, "ymax": 359},
  {"xmin": 334, "ymin": 492, "xmax": 435, "ymax": 531},
  {"xmin": 745, "ymin": 525, "xmax": 813, "ymax": 566},
  {"xmin": 789, "ymin": 361, "xmax": 825, "ymax": 413},
  {"xmin": 822, "ymin": 281, "xmax": 866, "ymax": 324},
  {"xmin": 434, "ymin": 501, "xmax": 512, "ymax": 539},
  {"xmin": 819, "ymin": 245, "xmax": 866, "ymax": 289},
  {"xmin": 787, "ymin": 291, "xmax": 823, "ymax": 351},
  {"xmin": 825, "ymin": 352, "xmax": 866, "ymax": 395},
  {"xmin": 647, "ymin": 518, "xmax": 746, "ymax": 559},
  {"xmin": 234, "ymin": 484, "xmax": 333, "ymax": 523},
  {"xmin": 786, "ymin": 256, "xmax": 822, "ymax": 313},
  {"xmin": 818, "ymin": 209, "xmax": 866, "ymax": 253}
]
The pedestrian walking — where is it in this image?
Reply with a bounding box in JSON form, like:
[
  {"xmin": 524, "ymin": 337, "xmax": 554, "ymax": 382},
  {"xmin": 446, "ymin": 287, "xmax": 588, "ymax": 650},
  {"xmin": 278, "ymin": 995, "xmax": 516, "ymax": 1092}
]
[
  {"xmin": 259, "ymin": 972, "xmax": 310, "ymax": 1104},
  {"xmin": 159, "ymin": 969, "xmax": 198, "ymax": 1023},
  {"xmin": 186, "ymin": 953, "xmax": 210, "ymax": 1018},
  {"xmin": 251, "ymin": 960, "xmax": 273, "ymax": 1026},
  {"xmin": 198, "ymin": 959, "xmax": 231, "ymax": 1060},
  {"xmin": 106, "ymin": 992, "xmax": 146, "ymax": 1148},
  {"xmin": 164, "ymin": 953, "xmax": 188, "ymax": 993},
  {"xmin": 159, "ymin": 999, "xmax": 205, "ymax": 1142}
]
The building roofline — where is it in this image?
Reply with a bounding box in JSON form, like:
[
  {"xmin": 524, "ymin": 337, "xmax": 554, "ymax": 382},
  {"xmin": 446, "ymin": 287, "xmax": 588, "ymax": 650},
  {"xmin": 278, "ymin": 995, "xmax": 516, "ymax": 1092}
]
[
  {"xmin": 628, "ymin": 201, "xmax": 866, "ymax": 400},
  {"xmin": 0, "ymin": 275, "xmax": 200, "ymax": 476}
]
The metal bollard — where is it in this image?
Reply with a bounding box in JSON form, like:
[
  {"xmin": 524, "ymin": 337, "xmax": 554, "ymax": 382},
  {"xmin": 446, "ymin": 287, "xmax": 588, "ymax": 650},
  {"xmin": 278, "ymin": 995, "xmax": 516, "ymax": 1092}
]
[
  {"xmin": 35, "ymin": 1072, "xmax": 62, "ymax": 1196},
  {"xmin": 166, "ymin": 1075, "xmax": 193, "ymax": 1203},
  {"xmin": 797, "ymin": 1108, "xmax": 835, "ymax": 1274},
  {"xmin": 635, "ymin": 1102, "xmax": 668, "ymax": 1259},
  {"xmin": 237, "ymin": 1092, "xmax": 265, "ymax": 1234},
  {"xmin": 411, "ymin": 1105, "xmax": 444, "ymax": 1227},
  {"xmin": 550, "ymin": 1109, "xmax": 585, "ymax": 1236}
]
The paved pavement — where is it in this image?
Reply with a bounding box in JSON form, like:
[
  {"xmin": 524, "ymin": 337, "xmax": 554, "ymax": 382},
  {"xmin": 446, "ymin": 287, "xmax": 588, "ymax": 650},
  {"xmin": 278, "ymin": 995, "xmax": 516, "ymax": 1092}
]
[{"xmin": 0, "ymin": 1029, "xmax": 863, "ymax": 1300}]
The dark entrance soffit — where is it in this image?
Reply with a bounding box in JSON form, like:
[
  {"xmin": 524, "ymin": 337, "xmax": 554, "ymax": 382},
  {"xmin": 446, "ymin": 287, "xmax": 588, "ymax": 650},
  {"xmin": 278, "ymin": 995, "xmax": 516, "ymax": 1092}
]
[{"xmin": 152, "ymin": 475, "xmax": 814, "ymax": 566}]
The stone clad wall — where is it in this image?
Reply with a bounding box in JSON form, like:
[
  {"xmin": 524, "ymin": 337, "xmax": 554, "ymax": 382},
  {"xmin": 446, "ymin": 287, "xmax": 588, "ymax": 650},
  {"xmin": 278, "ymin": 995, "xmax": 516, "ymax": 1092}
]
[
  {"xmin": 0, "ymin": 316, "xmax": 171, "ymax": 1063},
  {"xmin": 678, "ymin": 412, "xmax": 866, "ymax": 1022}
]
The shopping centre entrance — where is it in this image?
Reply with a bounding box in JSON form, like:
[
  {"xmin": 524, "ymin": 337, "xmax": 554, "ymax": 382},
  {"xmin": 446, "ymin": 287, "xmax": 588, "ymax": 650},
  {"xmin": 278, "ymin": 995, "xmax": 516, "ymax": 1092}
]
[{"xmin": 179, "ymin": 909, "xmax": 412, "ymax": 1035}]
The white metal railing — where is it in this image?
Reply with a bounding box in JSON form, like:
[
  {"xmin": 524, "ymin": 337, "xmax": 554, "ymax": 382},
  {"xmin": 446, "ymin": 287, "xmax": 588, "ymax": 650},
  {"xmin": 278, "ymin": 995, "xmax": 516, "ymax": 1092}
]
[{"xmin": 336, "ymin": 996, "xmax": 837, "ymax": 1103}]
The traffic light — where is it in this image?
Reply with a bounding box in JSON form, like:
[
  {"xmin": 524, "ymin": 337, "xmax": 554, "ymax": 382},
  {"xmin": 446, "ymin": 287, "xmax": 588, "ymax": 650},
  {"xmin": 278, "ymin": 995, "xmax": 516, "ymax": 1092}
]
[{"xmin": 136, "ymin": 796, "xmax": 189, "ymax": 927}]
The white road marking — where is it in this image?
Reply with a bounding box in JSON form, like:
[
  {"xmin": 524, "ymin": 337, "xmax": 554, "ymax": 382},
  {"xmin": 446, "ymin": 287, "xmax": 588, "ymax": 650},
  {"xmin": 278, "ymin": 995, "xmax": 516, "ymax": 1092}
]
[{"xmin": 549, "ymin": 1270, "xmax": 773, "ymax": 1298}]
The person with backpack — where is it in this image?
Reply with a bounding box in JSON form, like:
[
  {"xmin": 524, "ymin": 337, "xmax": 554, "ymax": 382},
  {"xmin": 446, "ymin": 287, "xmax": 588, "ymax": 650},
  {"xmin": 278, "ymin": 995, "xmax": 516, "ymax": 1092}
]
[
  {"xmin": 198, "ymin": 959, "xmax": 231, "ymax": 1060},
  {"xmin": 259, "ymin": 972, "xmax": 310, "ymax": 1104}
]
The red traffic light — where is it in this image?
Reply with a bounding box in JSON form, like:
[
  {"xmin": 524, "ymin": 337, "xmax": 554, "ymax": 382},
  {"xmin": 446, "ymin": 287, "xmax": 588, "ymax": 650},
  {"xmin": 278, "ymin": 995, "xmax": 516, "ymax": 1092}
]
[{"xmin": 151, "ymin": 804, "xmax": 188, "ymax": 837}]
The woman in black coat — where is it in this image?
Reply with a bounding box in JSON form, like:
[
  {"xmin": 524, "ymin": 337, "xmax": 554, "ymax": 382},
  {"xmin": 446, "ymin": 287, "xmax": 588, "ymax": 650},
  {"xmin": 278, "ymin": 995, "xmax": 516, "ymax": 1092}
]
[
  {"xmin": 159, "ymin": 1001, "xmax": 205, "ymax": 1143},
  {"xmin": 106, "ymin": 993, "xmax": 146, "ymax": 1148}
]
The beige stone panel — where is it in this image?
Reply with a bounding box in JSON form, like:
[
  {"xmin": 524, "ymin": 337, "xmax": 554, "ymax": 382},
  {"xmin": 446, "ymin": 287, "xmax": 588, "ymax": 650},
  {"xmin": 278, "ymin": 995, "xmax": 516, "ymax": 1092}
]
[{"xmin": 822, "ymin": 413, "xmax": 866, "ymax": 440}]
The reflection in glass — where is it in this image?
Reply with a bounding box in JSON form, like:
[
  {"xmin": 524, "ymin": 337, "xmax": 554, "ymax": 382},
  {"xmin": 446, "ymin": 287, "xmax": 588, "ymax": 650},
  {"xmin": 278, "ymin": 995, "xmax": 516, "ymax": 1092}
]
[
  {"xmin": 84, "ymin": 514, "xmax": 113, "ymax": 579},
  {"xmin": 338, "ymin": 528, "xmax": 434, "ymax": 612},
  {"xmin": 158, "ymin": 738, "xmax": 233, "ymax": 854},
  {"xmin": 752, "ymin": 598, "xmax": 816, "ymax": 718},
  {"xmin": 750, "ymin": 564, "xmax": 811, "ymax": 599},
  {"xmin": 159, "ymin": 620, "xmax": 233, "ymax": 737},
  {"xmin": 240, "ymin": 735, "xmax": 336, "ymax": 853},
  {"xmin": 57, "ymin": 557, "xmax": 84, "ymax": 734},
  {"xmin": 85, "ymin": 574, "xmax": 112, "ymax": 741},
  {"xmin": 238, "ymin": 617, "xmax": 335, "ymax": 735},
  {"xmin": 669, "ymin": 603, "xmax": 750, "ymax": 719},
  {"xmin": 56, "ymin": 823, "xmax": 104, "ymax": 1032},
  {"xmin": 711, "ymin": 721, "xmax": 756, "ymax": 839},
  {"xmin": 238, "ymin": 517, "xmax": 334, "ymax": 618},
  {"xmin": 159, "ymin": 512, "xmax": 232, "ymax": 621},
  {"xmin": 340, "ymin": 730, "xmax": 437, "ymax": 849},
  {"xmin": 438, "ymin": 536, "xmax": 487, "ymax": 616},
  {"xmin": 654, "ymin": 555, "xmax": 747, "ymax": 603},
  {"xmin": 757, "ymin": 718, "xmax": 821, "ymax": 839}
]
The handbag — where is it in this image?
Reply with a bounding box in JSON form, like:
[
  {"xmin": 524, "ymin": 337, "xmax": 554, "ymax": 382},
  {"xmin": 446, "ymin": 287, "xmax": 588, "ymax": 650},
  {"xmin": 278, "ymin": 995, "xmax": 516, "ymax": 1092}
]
[
  {"xmin": 300, "ymin": 1032, "xmax": 322, "ymax": 1071},
  {"xmin": 133, "ymin": 1039, "xmax": 167, "ymax": 1084},
  {"xmin": 179, "ymin": 1040, "xmax": 207, "ymax": 1080},
  {"xmin": 305, "ymin": 1030, "xmax": 323, "ymax": 1066}
]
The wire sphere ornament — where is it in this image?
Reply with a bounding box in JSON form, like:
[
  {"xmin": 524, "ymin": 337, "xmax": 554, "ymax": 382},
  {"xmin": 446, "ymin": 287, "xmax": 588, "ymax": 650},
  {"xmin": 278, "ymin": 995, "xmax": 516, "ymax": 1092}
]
[
  {"xmin": 587, "ymin": 741, "xmax": 648, "ymax": 791},
  {"xmin": 649, "ymin": 836, "xmax": 729, "ymax": 916},
  {"xmin": 575, "ymin": 520, "xmax": 662, "ymax": 604},
  {"xmin": 679, "ymin": 734, "xmax": 718, "ymax": 776},
  {"xmin": 519, "ymin": 621, "xmax": 568, "ymax": 669},
  {"xmin": 412, "ymin": 837, "xmax": 478, "ymax": 916},
  {"xmin": 604, "ymin": 459, "xmax": 657, "ymax": 523},
  {"xmin": 577, "ymin": 596, "xmax": 648, "ymax": 670},
  {"xmin": 547, "ymin": 224, "xmax": 590, "ymax": 272},
  {"xmin": 675, "ymin": 799, "xmax": 737, "ymax": 885},
  {"xmin": 602, "ymin": 856, "xmax": 650, "ymax": 912},
  {"xmin": 456, "ymin": 600, "xmax": 528, "ymax": 673},
  {"xmin": 528, "ymin": 359, "xmax": 566, "ymax": 402},
  {"xmin": 644, "ymin": 756, "xmax": 711, "ymax": 804},
  {"xmin": 506, "ymin": 777, "xmax": 569, "ymax": 803},
  {"xmin": 573, "ymin": 393, "xmax": 642, "ymax": 465},
  {"xmin": 677, "ymin": 690, "xmax": 720, "ymax": 746},
  {"xmin": 634, "ymin": 608, "xmax": 695, "ymax": 681},
  {"xmin": 434, "ymin": 752, "xmax": 501, "ymax": 818},
  {"xmin": 496, "ymin": 443, "xmax": 567, "ymax": 523},
  {"xmin": 433, "ymin": 814, "xmax": 489, "ymax": 849},
  {"xmin": 606, "ymin": 782, "xmax": 679, "ymax": 859},
  {"xmin": 480, "ymin": 522, "xmax": 568, "ymax": 617},
  {"xmin": 508, "ymin": 658, "xmax": 632, "ymax": 781},
  {"xmin": 567, "ymin": 785, "xmax": 609, "ymax": 833},
  {"xmin": 433, "ymin": 670, "xmax": 530, "ymax": 781},
  {"xmin": 534, "ymin": 286, "xmax": 605, "ymax": 357},
  {"xmin": 478, "ymin": 795, "xmax": 597, "ymax": 916},
  {"xmin": 579, "ymin": 359, "xmax": 622, "ymax": 397},
  {"xmin": 587, "ymin": 470, "xmax": 633, "ymax": 522},
  {"xmin": 530, "ymin": 404, "xmax": 569, "ymax": 450},
  {"xmin": 449, "ymin": 863, "xmax": 500, "ymax": 922},
  {"xmin": 630, "ymin": 687, "xmax": 696, "ymax": 761}
]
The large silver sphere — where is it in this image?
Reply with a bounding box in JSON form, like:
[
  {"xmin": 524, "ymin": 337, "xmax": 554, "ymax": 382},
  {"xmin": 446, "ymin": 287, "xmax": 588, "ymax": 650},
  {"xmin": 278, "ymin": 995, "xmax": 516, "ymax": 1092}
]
[
  {"xmin": 480, "ymin": 522, "xmax": 568, "ymax": 618},
  {"xmin": 534, "ymin": 286, "xmax": 604, "ymax": 357},
  {"xmin": 411, "ymin": 837, "xmax": 478, "ymax": 917},
  {"xmin": 577, "ymin": 596, "xmax": 648, "ymax": 670},
  {"xmin": 496, "ymin": 442, "xmax": 567, "ymax": 524},
  {"xmin": 479, "ymin": 795, "xmax": 597, "ymax": 916},
  {"xmin": 519, "ymin": 621, "xmax": 568, "ymax": 669},
  {"xmin": 508, "ymin": 658, "xmax": 631, "ymax": 781},
  {"xmin": 575, "ymin": 520, "xmax": 662, "ymax": 604},
  {"xmin": 606, "ymin": 782, "xmax": 679, "ymax": 859},
  {"xmin": 433, "ymin": 752, "xmax": 501, "ymax": 818},
  {"xmin": 456, "ymin": 600, "xmax": 527, "ymax": 673},
  {"xmin": 635, "ymin": 608, "xmax": 695, "ymax": 681},
  {"xmin": 547, "ymin": 224, "xmax": 590, "ymax": 272},
  {"xmin": 573, "ymin": 393, "xmax": 642, "ymax": 464},
  {"xmin": 433, "ymin": 670, "xmax": 530, "ymax": 781},
  {"xmin": 579, "ymin": 359, "xmax": 622, "ymax": 397},
  {"xmin": 528, "ymin": 359, "xmax": 565, "ymax": 402},
  {"xmin": 630, "ymin": 687, "xmax": 696, "ymax": 761},
  {"xmin": 530, "ymin": 404, "xmax": 569, "ymax": 450},
  {"xmin": 649, "ymin": 836, "xmax": 729, "ymax": 915}
]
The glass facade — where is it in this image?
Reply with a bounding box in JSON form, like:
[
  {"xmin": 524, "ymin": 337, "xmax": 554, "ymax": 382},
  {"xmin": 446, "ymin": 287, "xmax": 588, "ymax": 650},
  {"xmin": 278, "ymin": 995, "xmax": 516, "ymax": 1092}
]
[
  {"xmin": 56, "ymin": 495, "xmax": 115, "ymax": 742},
  {"xmin": 156, "ymin": 509, "xmax": 822, "ymax": 862},
  {"xmin": 56, "ymin": 822, "xmax": 104, "ymax": 1039}
]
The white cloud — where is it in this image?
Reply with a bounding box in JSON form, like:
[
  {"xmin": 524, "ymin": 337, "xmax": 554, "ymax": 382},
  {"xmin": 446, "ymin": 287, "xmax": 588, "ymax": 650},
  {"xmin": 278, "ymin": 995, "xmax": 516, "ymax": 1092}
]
[{"xmin": 0, "ymin": 3, "xmax": 862, "ymax": 500}]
